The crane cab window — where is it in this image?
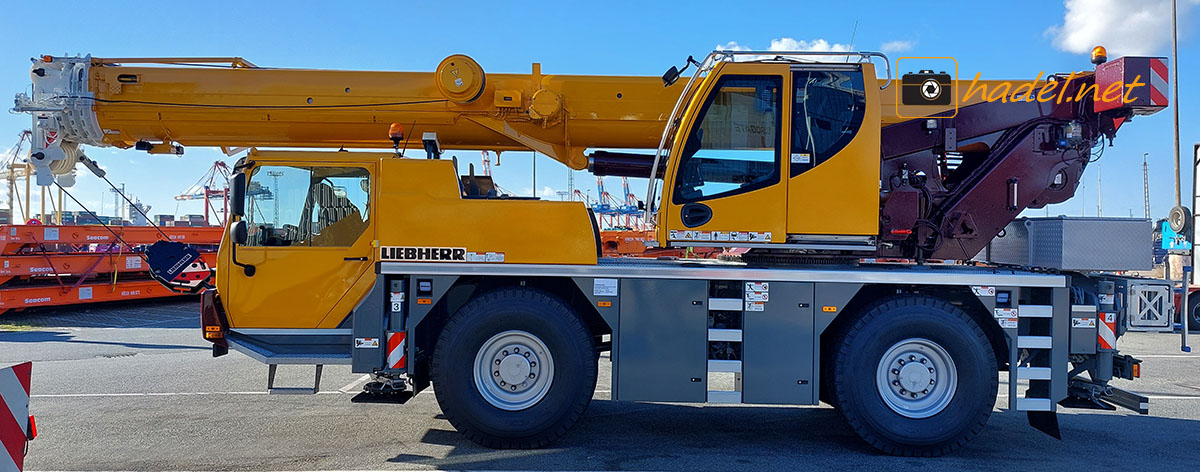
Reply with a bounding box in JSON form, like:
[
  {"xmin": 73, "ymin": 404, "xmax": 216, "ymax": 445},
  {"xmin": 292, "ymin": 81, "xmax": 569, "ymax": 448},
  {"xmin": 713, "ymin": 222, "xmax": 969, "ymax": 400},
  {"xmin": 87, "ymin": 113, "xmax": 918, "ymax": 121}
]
[
  {"xmin": 672, "ymin": 75, "xmax": 782, "ymax": 203},
  {"xmin": 244, "ymin": 165, "xmax": 371, "ymax": 247},
  {"xmin": 791, "ymin": 69, "xmax": 866, "ymax": 176}
]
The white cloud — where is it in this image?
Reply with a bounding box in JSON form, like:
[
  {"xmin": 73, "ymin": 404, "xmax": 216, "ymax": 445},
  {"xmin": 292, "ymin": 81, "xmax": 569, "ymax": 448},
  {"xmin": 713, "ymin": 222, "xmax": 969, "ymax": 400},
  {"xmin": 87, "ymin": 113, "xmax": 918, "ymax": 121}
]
[
  {"xmin": 717, "ymin": 37, "xmax": 852, "ymax": 62},
  {"xmin": 719, "ymin": 37, "xmax": 852, "ymax": 52},
  {"xmin": 1047, "ymin": 0, "xmax": 1199, "ymax": 56},
  {"xmin": 880, "ymin": 40, "xmax": 916, "ymax": 54},
  {"xmin": 518, "ymin": 186, "xmax": 561, "ymax": 198}
]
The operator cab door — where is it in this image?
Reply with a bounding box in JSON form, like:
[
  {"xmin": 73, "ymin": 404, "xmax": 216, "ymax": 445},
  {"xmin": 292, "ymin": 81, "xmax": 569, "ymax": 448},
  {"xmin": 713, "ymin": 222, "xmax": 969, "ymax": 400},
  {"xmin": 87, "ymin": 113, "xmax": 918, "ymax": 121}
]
[
  {"xmin": 786, "ymin": 64, "xmax": 880, "ymax": 240},
  {"xmin": 226, "ymin": 162, "xmax": 376, "ymax": 329},
  {"xmin": 663, "ymin": 63, "xmax": 789, "ymax": 246}
]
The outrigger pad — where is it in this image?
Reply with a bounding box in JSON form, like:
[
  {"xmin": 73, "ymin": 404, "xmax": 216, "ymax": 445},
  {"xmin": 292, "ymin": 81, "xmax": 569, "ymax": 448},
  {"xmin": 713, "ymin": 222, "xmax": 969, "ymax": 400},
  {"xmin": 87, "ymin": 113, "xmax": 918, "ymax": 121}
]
[
  {"xmin": 1028, "ymin": 411, "xmax": 1062, "ymax": 440},
  {"xmin": 146, "ymin": 240, "xmax": 213, "ymax": 293}
]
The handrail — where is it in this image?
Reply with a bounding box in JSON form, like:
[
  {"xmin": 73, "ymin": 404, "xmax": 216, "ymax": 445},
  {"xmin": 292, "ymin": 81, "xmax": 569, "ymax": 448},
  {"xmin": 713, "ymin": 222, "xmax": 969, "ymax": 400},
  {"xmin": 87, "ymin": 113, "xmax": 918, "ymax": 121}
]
[
  {"xmin": 90, "ymin": 57, "xmax": 259, "ymax": 68},
  {"xmin": 710, "ymin": 49, "xmax": 892, "ymax": 89}
]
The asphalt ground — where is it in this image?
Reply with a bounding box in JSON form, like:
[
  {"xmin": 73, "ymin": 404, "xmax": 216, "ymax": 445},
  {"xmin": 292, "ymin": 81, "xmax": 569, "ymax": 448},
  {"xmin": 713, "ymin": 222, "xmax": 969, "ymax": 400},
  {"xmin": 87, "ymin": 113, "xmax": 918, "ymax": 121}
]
[{"xmin": 1, "ymin": 299, "xmax": 1199, "ymax": 471}]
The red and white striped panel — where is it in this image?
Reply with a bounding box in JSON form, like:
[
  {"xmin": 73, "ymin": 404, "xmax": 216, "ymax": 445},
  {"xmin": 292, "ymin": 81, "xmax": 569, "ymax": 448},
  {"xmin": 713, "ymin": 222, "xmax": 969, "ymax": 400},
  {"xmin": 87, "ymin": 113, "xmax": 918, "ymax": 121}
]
[
  {"xmin": 1, "ymin": 362, "xmax": 32, "ymax": 472},
  {"xmin": 1098, "ymin": 312, "xmax": 1117, "ymax": 350},
  {"xmin": 1149, "ymin": 58, "xmax": 1168, "ymax": 106},
  {"xmin": 386, "ymin": 332, "xmax": 407, "ymax": 370}
]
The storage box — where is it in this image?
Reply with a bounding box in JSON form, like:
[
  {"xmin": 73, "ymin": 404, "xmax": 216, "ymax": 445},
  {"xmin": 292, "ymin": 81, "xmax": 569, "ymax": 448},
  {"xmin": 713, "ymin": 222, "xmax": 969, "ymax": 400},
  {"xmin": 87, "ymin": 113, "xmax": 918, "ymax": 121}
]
[{"xmin": 982, "ymin": 217, "xmax": 1153, "ymax": 271}]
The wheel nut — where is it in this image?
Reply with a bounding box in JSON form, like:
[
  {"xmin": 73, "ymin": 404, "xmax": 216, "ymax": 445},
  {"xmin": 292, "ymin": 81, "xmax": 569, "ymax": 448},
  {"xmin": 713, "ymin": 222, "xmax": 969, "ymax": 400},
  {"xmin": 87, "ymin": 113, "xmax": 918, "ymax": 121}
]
[
  {"xmin": 899, "ymin": 389, "xmax": 907, "ymax": 395},
  {"xmin": 530, "ymin": 362, "xmax": 536, "ymax": 367},
  {"xmin": 513, "ymin": 347, "xmax": 519, "ymax": 353},
  {"xmin": 494, "ymin": 371, "xmax": 500, "ymax": 377},
  {"xmin": 929, "ymin": 379, "xmax": 935, "ymax": 385},
  {"xmin": 893, "ymin": 380, "xmax": 900, "ymax": 386},
  {"xmin": 909, "ymin": 355, "xmax": 916, "ymax": 361},
  {"xmin": 495, "ymin": 360, "xmax": 501, "ymax": 365},
  {"xmin": 920, "ymin": 358, "xmax": 928, "ymax": 364},
  {"xmin": 910, "ymin": 393, "xmax": 917, "ymax": 398},
  {"xmin": 523, "ymin": 352, "xmax": 531, "ymax": 358},
  {"xmin": 500, "ymin": 381, "xmax": 506, "ymax": 386},
  {"xmin": 529, "ymin": 373, "xmax": 536, "ymax": 379},
  {"xmin": 511, "ymin": 385, "xmax": 517, "ymax": 391},
  {"xmin": 891, "ymin": 369, "xmax": 899, "ymax": 375},
  {"xmin": 928, "ymin": 367, "xmax": 934, "ymax": 373},
  {"xmin": 922, "ymin": 389, "xmax": 929, "ymax": 394},
  {"xmin": 502, "ymin": 350, "xmax": 509, "ymax": 356},
  {"xmin": 898, "ymin": 360, "xmax": 905, "ymax": 365}
]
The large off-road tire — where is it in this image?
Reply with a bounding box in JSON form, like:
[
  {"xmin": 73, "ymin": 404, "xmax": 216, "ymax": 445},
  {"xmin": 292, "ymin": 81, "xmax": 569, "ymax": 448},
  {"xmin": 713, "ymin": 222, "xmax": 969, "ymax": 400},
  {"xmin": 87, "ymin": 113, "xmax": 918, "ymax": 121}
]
[
  {"xmin": 1186, "ymin": 295, "xmax": 1200, "ymax": 332},
  {"xmin": 831, "ymin": 295, "xmax": 997, "ymax": 456},
  {"xmin": 431, "ymin": 287, "xmax": 597, "ymax": 448}
]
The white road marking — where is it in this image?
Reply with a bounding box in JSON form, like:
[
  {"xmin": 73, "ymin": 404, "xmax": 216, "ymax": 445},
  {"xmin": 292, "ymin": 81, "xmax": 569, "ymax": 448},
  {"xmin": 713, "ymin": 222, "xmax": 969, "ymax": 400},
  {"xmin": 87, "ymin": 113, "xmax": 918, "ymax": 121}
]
[
  {"xmin": 997, "ymin": 393, "xmax": 1200, "ymax": 400},
  {"xmin": 337, "ymin": 374, "xmax": 372, "ymax": 393},
  {"xmin": 31, "ymin": 390, "xmax": 1200, "ymax": 400},
  {"xmin": 1136, "ymin": 355, "xmax": 1199, "ymax": 358},
  {"xmin": 32, "ymin": 391, "xmax": 356, "ymax": 398}
]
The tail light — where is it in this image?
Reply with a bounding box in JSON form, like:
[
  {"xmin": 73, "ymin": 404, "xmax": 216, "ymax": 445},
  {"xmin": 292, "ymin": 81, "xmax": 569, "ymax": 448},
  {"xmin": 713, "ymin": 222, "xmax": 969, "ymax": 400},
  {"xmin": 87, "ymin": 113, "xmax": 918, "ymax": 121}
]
[{"xmin": 200, "ymin": 289, "xmax": 229, "ymax": 352}]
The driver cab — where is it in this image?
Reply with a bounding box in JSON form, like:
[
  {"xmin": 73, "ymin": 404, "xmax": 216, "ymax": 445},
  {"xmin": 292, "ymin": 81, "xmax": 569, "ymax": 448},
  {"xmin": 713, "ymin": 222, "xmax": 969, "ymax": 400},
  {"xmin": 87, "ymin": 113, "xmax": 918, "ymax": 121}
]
[{"xmin": 659, "ymin": 59, "xmax": 881, "ymax": 250}]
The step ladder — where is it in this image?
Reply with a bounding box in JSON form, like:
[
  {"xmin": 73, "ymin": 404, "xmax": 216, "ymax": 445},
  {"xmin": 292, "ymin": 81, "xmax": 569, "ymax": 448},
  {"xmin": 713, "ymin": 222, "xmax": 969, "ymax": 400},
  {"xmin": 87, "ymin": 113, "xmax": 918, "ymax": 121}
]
[
  {"xmin": 706, "ymin": 294, "xmax": 744, "ymax": 403},
  {"xmin": 1009, "ymin": 303, "xmax": 1055, "ymax": 411},
  {"xmin": 267, "ymin": 364, "xmax": 324, "ymax": 395}
]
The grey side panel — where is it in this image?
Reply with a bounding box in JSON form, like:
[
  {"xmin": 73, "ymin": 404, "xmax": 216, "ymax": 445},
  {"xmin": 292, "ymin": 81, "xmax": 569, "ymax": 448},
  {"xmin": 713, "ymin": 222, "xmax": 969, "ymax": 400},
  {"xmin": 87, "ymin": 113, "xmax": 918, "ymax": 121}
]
[
  {"xmin": 810, "ymin": 282, "xmax": 863, "ymax": 405},
  {"xmin": 1051, "ymin": 287, "xmax": 1070, "ymax": 403},
  {"xmin": 617, "ymin": 279, "xmax": 707, "ymax": 402},
  {"xmin": 812, "ymin": 283, "xmax": 863, "ymax": 338},
  {"xmin": 405, "ymin": 275, "xmax": 459, "ymax": 363},
  {"xmin": 742, "ymin": 282, "xmax": 815, "ymax": 404},
  {"xmin": 351, "ymin": 276, "xmax": 387, "ymax": 373},
  {"xmin": 404, "ymin": 275, "xmax": 460, "ymax": 330},
  {"xmin": 979, "ymin": 286, "xmax": 1018, "ymax": 410},
  {"xmin": 571, "ymin": 277, "xmax": 619, "ymax": 395},
  {"xmin": 1070, "ymin": 305, "xmax": 1098, "ymax": 354},
  {"xmin": 570, "ymin": 277, "xmax": 620, "ymax": 330}
]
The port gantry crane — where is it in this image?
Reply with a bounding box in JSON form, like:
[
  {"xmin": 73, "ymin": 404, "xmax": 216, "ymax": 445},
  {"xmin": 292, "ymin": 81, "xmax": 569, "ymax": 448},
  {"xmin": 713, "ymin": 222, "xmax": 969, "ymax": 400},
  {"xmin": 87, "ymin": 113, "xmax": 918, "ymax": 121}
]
[{"xmin": 12, "ymin": 46, "xmax": 1169, "ymax": 456}]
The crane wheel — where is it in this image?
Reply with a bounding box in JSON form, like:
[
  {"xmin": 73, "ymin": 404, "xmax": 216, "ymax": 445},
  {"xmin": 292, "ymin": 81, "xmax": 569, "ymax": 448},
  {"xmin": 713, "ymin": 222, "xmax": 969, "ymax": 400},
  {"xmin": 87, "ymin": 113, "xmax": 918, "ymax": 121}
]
[
  {"xmin": 1186, "ymin": 295, "xmax": 1200, "ymax": 332},
  {"xmin": 431, "ymin": 287, "xmax": 597, "ymax": 449},
  {"xmin": 830, "ymin": 294, "xmax": 997, "ymax": 457}
]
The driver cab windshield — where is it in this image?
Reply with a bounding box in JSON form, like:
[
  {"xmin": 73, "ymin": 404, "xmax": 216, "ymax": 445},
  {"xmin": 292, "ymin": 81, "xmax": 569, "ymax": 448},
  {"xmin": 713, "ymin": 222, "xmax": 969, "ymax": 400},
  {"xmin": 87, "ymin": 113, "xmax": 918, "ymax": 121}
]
[
  {"xmin": 672, "ymin": 75, "xmax": 782, "ymax": 204},
  {"xmin": 244, "ymin": 165, "xmax": 371, "ymax": 247}
]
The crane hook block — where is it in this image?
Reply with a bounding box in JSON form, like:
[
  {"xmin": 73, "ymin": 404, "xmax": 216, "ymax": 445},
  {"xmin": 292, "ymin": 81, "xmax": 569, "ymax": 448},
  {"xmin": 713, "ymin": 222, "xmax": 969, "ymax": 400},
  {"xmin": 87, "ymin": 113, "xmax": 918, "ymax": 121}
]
[{"xmin": 435, "ymin": 54, "xmax": 486, "ymax": 104}]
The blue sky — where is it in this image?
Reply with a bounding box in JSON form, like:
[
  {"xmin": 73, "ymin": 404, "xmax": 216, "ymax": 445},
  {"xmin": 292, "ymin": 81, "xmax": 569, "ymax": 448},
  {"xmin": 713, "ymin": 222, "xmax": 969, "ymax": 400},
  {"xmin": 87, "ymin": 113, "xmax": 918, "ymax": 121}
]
[{"xmin": 1, "ymin": 0, "xmax": 1197, "ymax": 223}]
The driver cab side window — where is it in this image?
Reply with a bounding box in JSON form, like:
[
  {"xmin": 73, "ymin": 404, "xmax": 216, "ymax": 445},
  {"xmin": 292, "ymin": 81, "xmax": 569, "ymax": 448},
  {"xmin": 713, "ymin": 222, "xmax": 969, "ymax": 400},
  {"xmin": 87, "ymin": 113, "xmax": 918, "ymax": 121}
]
[
  {"xmin": 672, "ymin": 75, "xmax": 782, "ymax": 203},
  {"xmin": 244, "ymin": 165, "xmax": 371, "ymax": 247}
]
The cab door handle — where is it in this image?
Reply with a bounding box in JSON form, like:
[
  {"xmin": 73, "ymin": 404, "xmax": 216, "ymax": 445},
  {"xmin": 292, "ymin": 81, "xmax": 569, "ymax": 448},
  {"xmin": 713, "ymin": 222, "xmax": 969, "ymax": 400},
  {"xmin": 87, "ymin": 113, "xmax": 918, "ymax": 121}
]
[
  {"xmin": 680, "ymin": 203, "xmax": 712, "ymax": 228},
  {"xmin": 344, "ymin": 256, "xmax": 368, "ymax": 261}
]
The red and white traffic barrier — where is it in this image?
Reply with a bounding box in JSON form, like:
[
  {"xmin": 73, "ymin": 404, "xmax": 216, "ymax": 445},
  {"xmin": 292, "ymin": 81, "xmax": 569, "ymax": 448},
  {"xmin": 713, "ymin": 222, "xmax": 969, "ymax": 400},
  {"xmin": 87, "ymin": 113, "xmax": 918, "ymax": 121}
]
[
  {"xmin": 1, "ymin": 362, "xmax": 33, "ymax": 472},
  {"xmin": 386, "ymin": 332, "xmax": 407, "ymax": 370},
  {"xmin": 1098, "ymin": 312, "xmax": 1117, "ymax": 350},
  {"xmin": 1149, "ymin": 58, "xmax": 1168, "ymax": 106}
]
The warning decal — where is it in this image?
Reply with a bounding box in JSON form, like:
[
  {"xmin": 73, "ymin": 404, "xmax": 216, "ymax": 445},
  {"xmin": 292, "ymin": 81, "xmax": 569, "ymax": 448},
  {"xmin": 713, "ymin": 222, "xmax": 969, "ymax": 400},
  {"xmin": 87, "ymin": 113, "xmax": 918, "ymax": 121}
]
[{"xmin": 668, "ymin": 230, "xmax": 772, "ymax": 242}]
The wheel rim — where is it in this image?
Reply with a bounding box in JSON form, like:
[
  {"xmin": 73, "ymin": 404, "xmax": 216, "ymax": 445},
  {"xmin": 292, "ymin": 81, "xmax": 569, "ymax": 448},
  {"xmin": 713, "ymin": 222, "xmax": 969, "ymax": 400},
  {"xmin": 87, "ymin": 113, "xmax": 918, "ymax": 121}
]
[
  {"xmin": 473, "ymin": 330, "xmax": 555, "ymax": 411},
  {"xmin": 1192, "ymin": 302, "xmax": 1200, "ymax": 324},
  {"xmin": 875, "ymin": 338, "xmax": 958, "ymax": 419}
]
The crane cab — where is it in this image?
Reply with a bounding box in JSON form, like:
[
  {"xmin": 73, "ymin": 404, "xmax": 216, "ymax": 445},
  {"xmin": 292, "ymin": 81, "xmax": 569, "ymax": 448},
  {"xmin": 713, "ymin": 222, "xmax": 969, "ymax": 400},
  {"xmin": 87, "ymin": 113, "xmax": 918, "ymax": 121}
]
[{"xmin": 656, "ymin": 59, "xmax": 881, "ymax": 251}]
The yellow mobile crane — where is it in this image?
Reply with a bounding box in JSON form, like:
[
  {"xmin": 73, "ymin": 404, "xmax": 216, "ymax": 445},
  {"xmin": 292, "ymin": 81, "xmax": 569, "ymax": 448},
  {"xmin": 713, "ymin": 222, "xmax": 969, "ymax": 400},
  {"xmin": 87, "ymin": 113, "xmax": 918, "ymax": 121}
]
[{"xmin": 14, "ymin": 47, "xmax": 1168, "ymax": 456}]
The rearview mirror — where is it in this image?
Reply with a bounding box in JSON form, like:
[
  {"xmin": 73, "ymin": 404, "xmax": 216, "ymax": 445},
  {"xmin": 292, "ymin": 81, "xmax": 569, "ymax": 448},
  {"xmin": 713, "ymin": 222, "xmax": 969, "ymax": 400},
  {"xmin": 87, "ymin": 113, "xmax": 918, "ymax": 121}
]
[
  {"xmin": 230, "ymin": 172, "xmax": 247, "ymax": 217},
  {"xmin": 230, "ymin": 220, "xmax": 248, "ymax": 245},
  {"xmin": 661, "ymin": 66, "xmax": 681, "ymax": 87}
]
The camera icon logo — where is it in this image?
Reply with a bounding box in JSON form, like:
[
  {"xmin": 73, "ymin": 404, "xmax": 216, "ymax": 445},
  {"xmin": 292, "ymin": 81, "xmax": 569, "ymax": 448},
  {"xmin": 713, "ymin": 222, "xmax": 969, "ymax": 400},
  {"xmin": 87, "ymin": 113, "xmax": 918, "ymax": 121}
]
[
  {"xmin": 902, "ymin": 70, "xmax": 952, "ymax": 105},
  {"xmin": 895, "ymin": 57, "xmax": 958, "ymax": 118}
]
